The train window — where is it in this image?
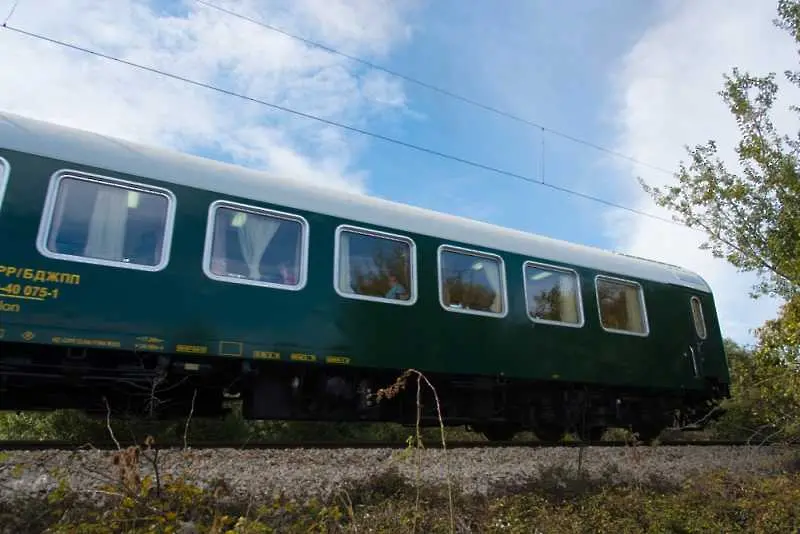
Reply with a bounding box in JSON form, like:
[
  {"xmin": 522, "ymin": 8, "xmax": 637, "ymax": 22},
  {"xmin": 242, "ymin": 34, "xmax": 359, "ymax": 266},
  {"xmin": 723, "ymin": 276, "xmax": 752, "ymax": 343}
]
[
  {"xmin": 0, "ymin": 157, "xmax": 8, "ymax": 213},
  {"xmin": 334, "ymin": 225, "xmax": 416, "ymax": 305},
  {"xmin": 690, "ymin": 296, "xmax": 707, "ymax": 339},
  {"xmin": 203, "ymin": 200, "xmax": 308, "ymax": 290},
  {"xmin": 595, "ymin": 276, "xmax": 649, "ymax": 336},
  {"xmin": 438, "ymin": 245, "xmax": 506, "ymax": 317},
  {"xmin": 37, "ymin": 171, "xmax": 175, "ymax": 271},
  {"xmin": 524, "ymin": 261, "xmax": 583, "ymax": 327}
]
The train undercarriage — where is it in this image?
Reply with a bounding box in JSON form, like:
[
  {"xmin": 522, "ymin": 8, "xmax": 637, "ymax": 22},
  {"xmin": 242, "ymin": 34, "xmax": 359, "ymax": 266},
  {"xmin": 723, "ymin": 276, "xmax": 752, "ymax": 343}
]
[{"xmin": 0, "ymin": 341, "xmax": 728, "ymax": 443}]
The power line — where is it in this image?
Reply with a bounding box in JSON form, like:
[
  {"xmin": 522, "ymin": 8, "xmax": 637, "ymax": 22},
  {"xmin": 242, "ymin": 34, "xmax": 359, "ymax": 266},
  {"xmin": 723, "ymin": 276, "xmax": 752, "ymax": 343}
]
[
  {"xmin": 194, "ymin": 0, "xmax": 676, "ymax": 176},
  {"xmin": 2, "ymin": 0, "xmax": 20, "ymax": 26},
  {"xmin": 0, "ymin": 23, "xmax": 687, "ymax": 229}
]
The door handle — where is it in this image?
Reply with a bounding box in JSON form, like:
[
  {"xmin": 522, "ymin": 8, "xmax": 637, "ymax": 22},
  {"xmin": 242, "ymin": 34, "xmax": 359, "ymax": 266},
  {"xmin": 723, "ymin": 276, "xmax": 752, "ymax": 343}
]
[{"xmin": 688, "ymin": 345, "xmax": 699, "ymax": 377}]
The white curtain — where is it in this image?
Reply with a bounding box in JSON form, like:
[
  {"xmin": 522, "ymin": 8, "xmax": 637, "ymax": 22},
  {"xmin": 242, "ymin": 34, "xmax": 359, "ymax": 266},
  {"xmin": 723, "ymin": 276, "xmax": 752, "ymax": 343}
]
[
  {"xmin": 48, "ymin": 181, "xmax": 73, "ymax": 251},
  {"xmin": 339, "ymin": 233, "xmax": 351, "ymax": 292},
  {"xmin": 210, "ymin": 213, "xmax": 229, "ymax": 275},
  {"xmin": 237, "ymin": 214, "xmax": 280, "ymax": 279},
  {"xmin": 85, "ymin": 186, "xmax": 129, "ymax": 261},
  {"xmin": 478, "ymin": 260, "xmax": 502, "ymax": 312},
  {"xmin": 623, "ymin": 286, "xmax": 643, "ymax": 332},
  {"xmin": 559, "ymin": 274, "xmax": 579, "ymax": 323}
]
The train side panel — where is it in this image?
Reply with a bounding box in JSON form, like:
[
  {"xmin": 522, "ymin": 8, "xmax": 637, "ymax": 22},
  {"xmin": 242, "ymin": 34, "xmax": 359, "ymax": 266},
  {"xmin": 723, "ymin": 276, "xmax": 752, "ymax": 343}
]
[
  {"xmin": 0, "ymin": 148, "xmax": 721, "ymax": 389},
  {"xmin": 0, "ymin": 145, "xmax": 730, "ymax": 439}
]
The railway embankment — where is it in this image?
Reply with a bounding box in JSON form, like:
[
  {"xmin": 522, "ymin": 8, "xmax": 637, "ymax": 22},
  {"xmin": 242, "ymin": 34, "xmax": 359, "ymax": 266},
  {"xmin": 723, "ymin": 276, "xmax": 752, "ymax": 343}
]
[{"xmin": 1, "ymin": 442, "xmax": 798, "ymax": 532}]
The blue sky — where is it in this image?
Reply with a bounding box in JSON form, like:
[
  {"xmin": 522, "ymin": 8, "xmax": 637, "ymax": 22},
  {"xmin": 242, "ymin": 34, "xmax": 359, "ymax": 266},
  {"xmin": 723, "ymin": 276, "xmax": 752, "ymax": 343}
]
[
  {"xmin": 0, "ymin": 0, "xmax": 792, "ymax": 344},
  {"xmin": 359, "ymin": 0, "xmax": 658, "ymax": 248}
]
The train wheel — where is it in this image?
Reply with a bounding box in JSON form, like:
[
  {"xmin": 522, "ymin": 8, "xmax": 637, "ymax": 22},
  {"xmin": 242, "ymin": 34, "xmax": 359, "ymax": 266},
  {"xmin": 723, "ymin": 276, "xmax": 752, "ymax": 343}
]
[
  {"xmin": 534, "ymin": 424, "xmax": 564, "ymax": 443},
  {"xmin": 481, "ymin": 423, "xmax": 517, "ymax": 442},
  {"xmin": 578, "ymin": 425, "xmax": 606, "ymax": 443},
  {"xmin": 633, "ymin": 426, "xmax": 662, "ymax": 445}
]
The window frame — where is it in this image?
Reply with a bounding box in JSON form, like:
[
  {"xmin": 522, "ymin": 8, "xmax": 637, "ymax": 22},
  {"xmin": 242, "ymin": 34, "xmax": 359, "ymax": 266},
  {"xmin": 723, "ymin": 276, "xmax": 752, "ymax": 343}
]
[
  {"xmin": 593, "ymin": 274, "xmax": 650, "ymax": 337},
  {"xmin": 522, "ymin": 260, "xmax": 585, "ymax": 328},
  {"xmin": 0, "ymin": 156, "xmax": 9, "ymax": 214},
  {"xmin": 690, "ymin": 296, "xmax": 707, "ymax": 340},
  {"xmin": 437, "ymin": 244, "xmax": 508, "ymax": 318},
  {"xmin": 333, "ymin": 224, "xmax": 418, "ymax": 306},
  {"xmin": 35, "ymin": 169, "xmax": 177, "ymax": 272},
  {"xmin": 202, "ymin": 199, "xmax": 310, "ymax": 292}
]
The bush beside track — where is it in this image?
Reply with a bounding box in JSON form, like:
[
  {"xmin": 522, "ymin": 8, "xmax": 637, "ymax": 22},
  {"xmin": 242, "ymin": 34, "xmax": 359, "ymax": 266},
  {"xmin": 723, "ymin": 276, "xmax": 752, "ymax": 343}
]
[
  {"xmin": 4, "ymin": 334, "xmax": 796, "ymax": 533},
  {"xmin": 1, "ymin": 439, "xmax": 799, "ymax": 533},
  {"xmin": 1, "ymin": 338, "xmax": 798, "ymax": 533}
]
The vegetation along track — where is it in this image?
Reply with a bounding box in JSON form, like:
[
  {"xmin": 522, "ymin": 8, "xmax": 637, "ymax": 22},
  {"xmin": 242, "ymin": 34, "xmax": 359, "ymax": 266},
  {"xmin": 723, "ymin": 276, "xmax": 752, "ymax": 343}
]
[{"xmin": 0, "ymin": 439, "xmax": 790, "ymax": 451}]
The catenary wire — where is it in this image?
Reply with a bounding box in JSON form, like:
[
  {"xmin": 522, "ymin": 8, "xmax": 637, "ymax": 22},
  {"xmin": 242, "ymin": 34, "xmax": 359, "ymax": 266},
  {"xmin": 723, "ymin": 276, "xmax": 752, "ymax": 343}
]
[
  {"xmin": 2, "ymin": 0, "xmax": 20, "ymax": 26},
  {"xmin": 194, "ymin": 0, "xmax": 675, "ymax": 177},
  {"xmin": 0, "ymin": 23, "xmax": 689, "ymax": 229}
]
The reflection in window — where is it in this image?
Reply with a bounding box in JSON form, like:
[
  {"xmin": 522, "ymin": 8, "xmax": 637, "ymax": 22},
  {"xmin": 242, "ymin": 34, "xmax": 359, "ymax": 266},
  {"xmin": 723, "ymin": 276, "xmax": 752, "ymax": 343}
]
[
  {"xmin": 0, "ymin": 158, "xmax": 8, "ymax": 212},
  {"xmin": 525, "ymin": 263, "xmax": 581, "ymax": 325},
  {"xmin": 440, "ymin": 248, "xmax": 504, "ymax": 314},
  {"xmin": 596, "ymin": 277, "xmax": 648, "ymax": 334},
  {"xmin": 208, "ymin": 205, "xmax": 304, "ymax": 287},
  {"xmin": 690, "ymin": 296, "xmax": 707, "ymax": 339},
  {"xmin": 44, "ymin": 176, "xmax": 170, "ymax": 267},
  {"xmin": 337, "ymin": 228, "xmax": 413, "ymax": 302}
]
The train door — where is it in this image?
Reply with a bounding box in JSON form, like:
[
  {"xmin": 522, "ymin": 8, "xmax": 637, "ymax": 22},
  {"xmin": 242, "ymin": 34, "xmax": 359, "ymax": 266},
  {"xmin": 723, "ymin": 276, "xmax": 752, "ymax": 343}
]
[{"xmin": 685, "ymin": 295, "xmax": 707, "ymax": 379}]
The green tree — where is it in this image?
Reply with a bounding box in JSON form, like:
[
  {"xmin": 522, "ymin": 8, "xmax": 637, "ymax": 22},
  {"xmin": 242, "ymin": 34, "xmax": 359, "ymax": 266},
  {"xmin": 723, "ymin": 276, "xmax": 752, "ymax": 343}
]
[
  {"xmin": 641, "ymin": 0, "xmax": 800, "ymax": 440},
  {"xmin": 712, "ymin": 338, "xmax": 785, "ymax": 440},
  {"xmin": 750, "ymin": 297, "xmax": 800, "ymax": 438},
  {"xmin": 641, "ymin": 0, "xmax": 800, "ymax": 302}
]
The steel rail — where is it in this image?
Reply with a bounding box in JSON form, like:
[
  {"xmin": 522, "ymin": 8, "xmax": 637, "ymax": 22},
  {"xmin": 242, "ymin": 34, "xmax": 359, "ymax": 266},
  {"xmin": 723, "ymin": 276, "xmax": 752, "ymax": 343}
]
[{"xmin": 0, "ymin": 439, "xmax": 791, "ymax": 451}]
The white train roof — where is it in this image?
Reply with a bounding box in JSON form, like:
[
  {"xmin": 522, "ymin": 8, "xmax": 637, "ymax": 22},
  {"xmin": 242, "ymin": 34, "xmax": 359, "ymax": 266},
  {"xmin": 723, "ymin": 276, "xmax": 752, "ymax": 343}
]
[{"xmin": 0, "ymin": 111, "xmax": 712, "ymax": 293}]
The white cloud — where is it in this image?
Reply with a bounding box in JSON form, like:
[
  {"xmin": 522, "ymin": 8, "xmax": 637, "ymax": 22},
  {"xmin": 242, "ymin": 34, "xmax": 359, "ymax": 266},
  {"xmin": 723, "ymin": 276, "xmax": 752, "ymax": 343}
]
[
  {"xmin": 609, "ymin": 0, "xmax": 800, "ymax": 345},
  {"xmin": 0, "ymin": 0, "xmax": 416, "ymax": 192}
]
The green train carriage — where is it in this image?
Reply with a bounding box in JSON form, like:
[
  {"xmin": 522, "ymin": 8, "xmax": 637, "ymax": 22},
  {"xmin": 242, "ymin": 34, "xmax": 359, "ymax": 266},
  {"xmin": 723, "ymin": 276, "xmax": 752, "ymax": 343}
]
[{"xmin": 0, "ymin": 111, "xmax": 729, "ymax": 442}]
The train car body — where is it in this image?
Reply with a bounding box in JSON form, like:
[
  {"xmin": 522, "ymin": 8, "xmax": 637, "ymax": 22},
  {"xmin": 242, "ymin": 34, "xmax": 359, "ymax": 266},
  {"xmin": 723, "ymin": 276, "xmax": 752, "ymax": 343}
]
[{"xmin": 0, "ymin": 111, "xmax": 729, "ymax": 441}]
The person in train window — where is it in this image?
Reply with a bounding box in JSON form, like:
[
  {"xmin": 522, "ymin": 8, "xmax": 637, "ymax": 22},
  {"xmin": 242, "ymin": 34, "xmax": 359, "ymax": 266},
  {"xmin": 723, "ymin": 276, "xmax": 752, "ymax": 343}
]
[
  {"xmin": 385, "ymin": 273, "xmax": 407, "ymax": 300},
  {"xmin": 279, "ymin": 262, "xmax": 297, "ymax": 285}
]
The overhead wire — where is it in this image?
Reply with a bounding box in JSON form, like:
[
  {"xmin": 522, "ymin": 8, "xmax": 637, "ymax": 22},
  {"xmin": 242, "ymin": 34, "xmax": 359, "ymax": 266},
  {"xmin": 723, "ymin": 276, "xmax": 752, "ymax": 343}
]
[
  {"xmin": 194, "ymin": 0, "xmax": 676, "ymax": 177},
  {"xmin": 2, "ymin": 0, "xmax": 20, "ymax": 26},
  {"xmin": 0, "ymin": 22, "xmax": 688, "ymax": 229}
]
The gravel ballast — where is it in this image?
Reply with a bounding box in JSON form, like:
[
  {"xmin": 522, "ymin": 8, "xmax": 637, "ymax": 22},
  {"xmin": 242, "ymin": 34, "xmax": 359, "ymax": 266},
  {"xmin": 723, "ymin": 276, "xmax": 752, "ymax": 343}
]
[{"xmin": 0, "ymin": 445, "xmax": 794, "ymax": 504}]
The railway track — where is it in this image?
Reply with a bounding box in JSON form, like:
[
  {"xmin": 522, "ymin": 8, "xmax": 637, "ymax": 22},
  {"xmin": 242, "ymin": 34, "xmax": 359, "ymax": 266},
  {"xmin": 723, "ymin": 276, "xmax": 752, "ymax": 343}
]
[{"xmin": 0, "ymin": 439, "xmax": 788, "ymax": 451}]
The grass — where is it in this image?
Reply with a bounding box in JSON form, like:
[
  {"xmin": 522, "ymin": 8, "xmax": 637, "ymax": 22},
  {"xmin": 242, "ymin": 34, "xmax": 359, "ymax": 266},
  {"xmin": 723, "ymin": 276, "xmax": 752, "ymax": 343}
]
[
  {"xmin": 2, "ymin": 453, "xmax": 800, "ymax": 533},
  {"xmin": 2, "ymin": 369, "xmax": 799, "ymax": 532}
]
